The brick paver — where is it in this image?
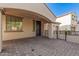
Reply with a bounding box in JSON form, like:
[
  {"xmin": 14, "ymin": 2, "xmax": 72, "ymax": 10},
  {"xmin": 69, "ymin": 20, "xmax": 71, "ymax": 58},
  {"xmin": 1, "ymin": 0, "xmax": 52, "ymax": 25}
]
[{"xmin": 0, "ymin": 37, "xmax": 79, "ymax": 56}]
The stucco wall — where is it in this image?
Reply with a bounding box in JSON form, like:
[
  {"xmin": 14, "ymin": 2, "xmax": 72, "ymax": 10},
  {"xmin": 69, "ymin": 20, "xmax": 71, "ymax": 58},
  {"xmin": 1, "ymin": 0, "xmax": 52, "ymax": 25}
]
[
  {"xmin": 2, "ymin": 15, "xmax": 36, "ymax": 41},
  {"xmin": 2, "ymin": 15, "xmax": 46, "ymax": 41}
]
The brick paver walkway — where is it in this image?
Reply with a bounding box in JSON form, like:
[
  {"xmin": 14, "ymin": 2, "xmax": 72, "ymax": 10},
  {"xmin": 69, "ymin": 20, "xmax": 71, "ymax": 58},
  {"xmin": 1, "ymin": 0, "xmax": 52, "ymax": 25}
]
[{"xmin": 0, "ymin": 37, "xmax": 79, "ymax": 56}]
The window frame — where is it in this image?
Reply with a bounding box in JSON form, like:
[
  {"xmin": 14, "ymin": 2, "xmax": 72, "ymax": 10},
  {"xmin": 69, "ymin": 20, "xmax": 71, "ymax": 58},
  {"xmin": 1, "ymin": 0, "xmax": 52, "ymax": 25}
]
[{"xmin": 5, "ymin": 15, "xmax": 23, "ymax": 32}]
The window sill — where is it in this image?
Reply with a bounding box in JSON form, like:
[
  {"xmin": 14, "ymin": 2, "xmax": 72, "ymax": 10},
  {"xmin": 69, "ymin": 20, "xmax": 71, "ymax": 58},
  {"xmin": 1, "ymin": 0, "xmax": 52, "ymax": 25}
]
[{"xmin": 4, "ymin": 30, "xmax": 24, "ymax": 32}]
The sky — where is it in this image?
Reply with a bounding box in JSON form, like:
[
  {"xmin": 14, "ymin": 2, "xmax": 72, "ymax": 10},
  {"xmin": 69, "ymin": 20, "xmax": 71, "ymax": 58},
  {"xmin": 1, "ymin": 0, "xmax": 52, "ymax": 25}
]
[{"xmin": 47, "ymin": 3, "xmax": 79, "ymax": 20}]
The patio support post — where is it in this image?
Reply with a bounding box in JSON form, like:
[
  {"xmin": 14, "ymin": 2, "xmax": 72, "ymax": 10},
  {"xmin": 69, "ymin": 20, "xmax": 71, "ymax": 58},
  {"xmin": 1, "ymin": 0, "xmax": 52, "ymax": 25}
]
[
  {"xmin": 0, "ymin": 9, "xmax": 2, "ymax": 52},
  {"xmin": 48, "ymin": 23, "xmax": 54, "ymax": 39}
]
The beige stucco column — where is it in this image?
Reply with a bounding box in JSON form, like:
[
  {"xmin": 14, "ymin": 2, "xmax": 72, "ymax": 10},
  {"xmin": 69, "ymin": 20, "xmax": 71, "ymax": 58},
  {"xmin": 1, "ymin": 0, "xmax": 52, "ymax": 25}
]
[
  {"xmin": 48, "ymin": 22, "xmax": 60, "ymax": 39},
  {"xmin": 0, "ymin": 9, "xmax": 2, "ymax": 52},
  {"xmin": 48, "ymin": 23, "xmax": 54, "ymax": 38}
]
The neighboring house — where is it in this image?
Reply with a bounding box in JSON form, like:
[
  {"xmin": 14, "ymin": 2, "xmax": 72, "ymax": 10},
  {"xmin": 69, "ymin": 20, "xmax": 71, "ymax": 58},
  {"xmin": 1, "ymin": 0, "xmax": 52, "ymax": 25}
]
[
  {"xmin": 0, "ymin": 3, "xmax": 60, "ymax": 52},
  {"xmin": 56, "ymin": 13, "xmax": 77, "ymax": 31}
]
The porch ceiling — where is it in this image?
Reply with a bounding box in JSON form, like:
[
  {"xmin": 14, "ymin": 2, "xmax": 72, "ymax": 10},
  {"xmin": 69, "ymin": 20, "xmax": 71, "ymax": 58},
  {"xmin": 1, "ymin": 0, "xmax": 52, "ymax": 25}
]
[
  {"xmin": 3, "ymin": 8, "xmax": 51, "ymax": 22},
  {"xmin": 4, "ymin": 8, "xmax": 34, "ymax": 18},
  {"xmin": 0, "ymin": 3, "xmax": 56, "ymax": 22}
]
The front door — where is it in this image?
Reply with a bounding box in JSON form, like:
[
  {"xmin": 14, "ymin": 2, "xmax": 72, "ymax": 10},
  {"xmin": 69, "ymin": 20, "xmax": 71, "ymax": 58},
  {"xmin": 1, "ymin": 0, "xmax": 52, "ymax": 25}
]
[{"xmin": 36, "ymin": 21, "xmax": 41, "ymax": 36}]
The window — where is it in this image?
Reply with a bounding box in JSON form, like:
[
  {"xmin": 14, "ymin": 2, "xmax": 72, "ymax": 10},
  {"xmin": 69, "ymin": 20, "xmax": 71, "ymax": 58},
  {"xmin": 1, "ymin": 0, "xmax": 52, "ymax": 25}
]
[{"xmin": 6, "ymin": 15, "xmax": 23, "ymax": 32}]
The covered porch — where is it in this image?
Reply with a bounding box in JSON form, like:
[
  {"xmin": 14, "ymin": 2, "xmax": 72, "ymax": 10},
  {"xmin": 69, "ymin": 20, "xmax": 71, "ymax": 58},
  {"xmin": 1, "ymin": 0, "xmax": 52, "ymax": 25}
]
[{"xmin": 0, "ymin": 8, "xmax": 59, "ymax": 52}]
